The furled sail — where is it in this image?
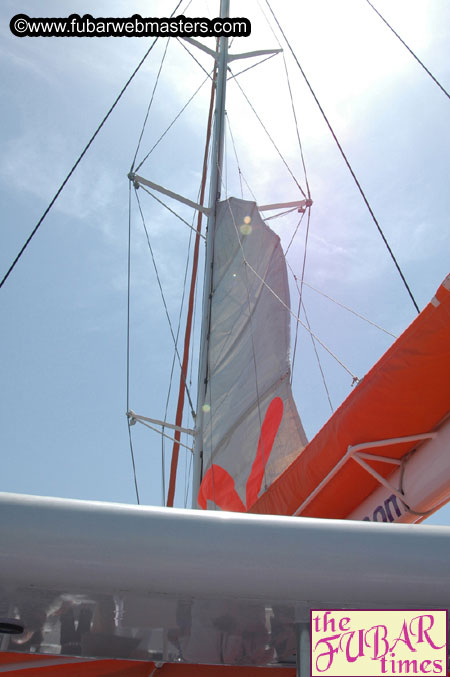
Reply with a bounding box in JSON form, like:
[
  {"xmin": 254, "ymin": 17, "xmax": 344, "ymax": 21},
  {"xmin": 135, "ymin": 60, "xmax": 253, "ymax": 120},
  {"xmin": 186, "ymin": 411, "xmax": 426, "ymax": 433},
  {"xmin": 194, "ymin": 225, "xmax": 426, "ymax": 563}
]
[{"xmin": 198, "ymin": 198, "xmax": 307, "ymax": 511}]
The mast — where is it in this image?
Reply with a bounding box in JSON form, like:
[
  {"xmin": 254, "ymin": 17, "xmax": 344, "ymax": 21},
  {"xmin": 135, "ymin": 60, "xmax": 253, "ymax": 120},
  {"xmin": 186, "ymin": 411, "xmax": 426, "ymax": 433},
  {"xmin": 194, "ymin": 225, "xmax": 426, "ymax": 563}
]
[{"xmin": 191, "ymin": 0, "xmax": 230, "ymax": 507}]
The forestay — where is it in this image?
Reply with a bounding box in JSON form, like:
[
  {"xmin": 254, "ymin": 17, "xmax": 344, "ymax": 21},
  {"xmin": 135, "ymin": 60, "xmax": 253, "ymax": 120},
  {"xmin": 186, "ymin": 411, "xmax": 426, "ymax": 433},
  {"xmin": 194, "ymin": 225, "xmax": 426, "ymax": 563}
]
[{"xmin": 198, "ymin": 198, "xmax": 307, "ymax": 511}]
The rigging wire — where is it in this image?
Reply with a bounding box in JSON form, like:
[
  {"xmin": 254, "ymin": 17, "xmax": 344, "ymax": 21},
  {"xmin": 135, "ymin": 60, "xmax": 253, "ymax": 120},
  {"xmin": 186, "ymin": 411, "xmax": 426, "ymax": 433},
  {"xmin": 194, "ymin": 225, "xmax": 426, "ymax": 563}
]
[
  {"xmin": 264, "ymin": 0, "xmax": 420, "ymax": 316},
  {"xmin": 129, "ymin": 30, "xmax": 197, "ymax": 506},
  {"xmin": 134, "ymin": 188, "xmax": 196, "ymax": 418},
  {"xmin": 282, "ymin": 53, "xmax": 311, "ymax": 199},
  {"xmin": 249, "ymin": 256, "xmax": 359, "ymax": 382},
  {"xmin": 134, "ymin": 71, "xmax": 213, "ymax": 173},
  {"xmin": 232, "ymin": 236, "xmax": 359, "ymax": 382},
  {"xmin": 225, "ymin": 194, "xmax": 359, "ymax": 383},
  {"xmin": 224, "ymin": 118, "xmax": 228, "ymax": 198},
  {"xmin": 131, "ymin": 38, "xmax": 171, "ymax": 172},
  {"xmin": 225, "ymin": 113, "xmax": 259, "ymax": 202},
  {"xmin": 160, "ymin": 206, "xmax": 195, "ymax": 506},
  {"xmin": 301, "ymin": 300, "xmax": 334, "ymax": 414},
  {"xmin": 257, "ymin": 0, "xmax": 311, "ymax": 199},
  {"xmin": 226, "ymin": 114, "xmax": 244, "ymax": 199},
  {"xmin": 184, "ymin": 448, "xmax": 193, "ymax": 508},
  {"xmin": 291, "ymin": 206, "xmax": 312, "ymax": 380},
  {"xmin": 300, "ymin": 279, "xmax": 398, "ymax": 338},
  {"xmin": 230, "ymin": 74, "xmax": 308, "ymax": 200},
  {"xmin": 284, "ymin": 208, "xmax": 306, "ymax": 256},
  {"xmin": 166, "ymin": 52, "xmax": 218, "ymax": 507},
  {"xmin": 227, "ymin": 52, "xmax": 279, "ymax": 81},
  {"xmin": 365, "ymin": 0, "xmax": 450, "ymax": 101},
  {"xmin": 241, "ymin": 173, "xmax": 259, "ymax": 203},
  {"xmin": 264, "ymin": 206, "xmax": 301, "ymax": 222},
  {"xmin": 0, "ymin": 0, "xmax": 185, "ymax": 291},
  {"xmin": 184, "ymin": 232, "xmax": 201, "ymax": 509},
  {"xmin": 139, "ymin": 185, "xmax": 206, "ymax": 239},
  {"xmin": 126, "ymin": 182, "xmax": 141, "ymax": 505},
  {"xmin": 176, "ymin": 38, "xmax": 213, "ymax": 80}
]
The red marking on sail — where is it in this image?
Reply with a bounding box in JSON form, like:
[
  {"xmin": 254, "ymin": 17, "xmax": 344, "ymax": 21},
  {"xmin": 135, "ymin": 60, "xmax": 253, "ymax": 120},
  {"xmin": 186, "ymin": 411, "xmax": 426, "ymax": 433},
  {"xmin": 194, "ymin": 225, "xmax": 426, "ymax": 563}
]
[
  {"xmin": 198, "ymin": 397, "xmax": 284, "ymax": 511},
  {"xmin": 198, "ymin": 464, "xmax": 246, "ymax": 512},
  {"xmin": 245, "ymin": 397, "xmax": 283, "ymax": 509}
]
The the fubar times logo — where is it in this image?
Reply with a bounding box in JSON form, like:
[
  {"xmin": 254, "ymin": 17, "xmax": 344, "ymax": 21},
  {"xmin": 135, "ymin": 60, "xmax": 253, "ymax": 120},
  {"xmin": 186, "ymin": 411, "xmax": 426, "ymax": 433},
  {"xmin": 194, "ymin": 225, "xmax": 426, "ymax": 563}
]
[{"xmin": 310, "ymin": 610, "xmax": 447, "ymax": 676}]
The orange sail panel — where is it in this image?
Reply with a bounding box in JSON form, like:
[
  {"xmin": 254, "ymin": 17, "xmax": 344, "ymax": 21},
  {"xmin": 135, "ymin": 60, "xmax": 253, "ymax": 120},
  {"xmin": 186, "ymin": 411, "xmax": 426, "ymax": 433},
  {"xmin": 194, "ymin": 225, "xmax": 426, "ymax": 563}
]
[
  {"xmin": 197, "ymin": 198, "xmax": 307, "ymax": 511},
  {"xmin": 249, "ymin": 274, "xmax": 450, "ymax": 519}
]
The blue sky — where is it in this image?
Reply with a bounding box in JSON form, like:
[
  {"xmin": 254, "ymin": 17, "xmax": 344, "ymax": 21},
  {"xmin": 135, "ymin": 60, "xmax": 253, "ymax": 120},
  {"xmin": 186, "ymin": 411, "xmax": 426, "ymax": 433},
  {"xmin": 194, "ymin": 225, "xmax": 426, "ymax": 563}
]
[{"xmin": 1, "ymin": 0, "xmax": 449, "ymax": 521}]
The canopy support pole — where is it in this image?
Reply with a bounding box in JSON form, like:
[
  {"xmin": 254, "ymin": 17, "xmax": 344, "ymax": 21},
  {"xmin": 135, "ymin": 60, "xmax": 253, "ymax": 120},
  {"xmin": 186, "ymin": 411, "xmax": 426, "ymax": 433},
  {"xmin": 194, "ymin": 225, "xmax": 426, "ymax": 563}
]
[{"xmin": 293, "ymin": 431, "xmax": 437, "ymax": 516}]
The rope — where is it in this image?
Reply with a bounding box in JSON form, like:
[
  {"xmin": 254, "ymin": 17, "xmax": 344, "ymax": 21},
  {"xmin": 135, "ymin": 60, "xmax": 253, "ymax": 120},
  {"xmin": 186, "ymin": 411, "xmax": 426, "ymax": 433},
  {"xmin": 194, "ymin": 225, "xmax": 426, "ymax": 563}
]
[
  {"xmin": 126, "ymin": 182, "xmax": 141, "ymax": 505},
  {"xmin": 264, "ymin": 0, "xmax": 420, "ymax": 315},
  {"xmin": 0, "ymin": 0, "xmax": 185, "ymax": 291},
  {"xmin": 365, "ymin": 0, "xmax": 450, "ymax": 101}
]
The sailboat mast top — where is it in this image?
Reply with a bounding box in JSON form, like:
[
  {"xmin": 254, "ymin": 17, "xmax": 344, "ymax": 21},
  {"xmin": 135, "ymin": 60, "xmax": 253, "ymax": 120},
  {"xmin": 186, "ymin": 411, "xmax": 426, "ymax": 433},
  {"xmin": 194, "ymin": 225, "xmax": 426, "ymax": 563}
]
[{"xmin": 192, "ymin": 0, "xmax": 230, "ymax": 507}]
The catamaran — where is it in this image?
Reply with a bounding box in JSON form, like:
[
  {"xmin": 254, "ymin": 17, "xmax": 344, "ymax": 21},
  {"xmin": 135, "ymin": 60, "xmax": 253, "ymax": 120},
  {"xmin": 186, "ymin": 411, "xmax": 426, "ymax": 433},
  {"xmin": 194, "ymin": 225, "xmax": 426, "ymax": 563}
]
[{"xmin": 1, "ymin": 0, "xmax": 449, "ymax": 674}]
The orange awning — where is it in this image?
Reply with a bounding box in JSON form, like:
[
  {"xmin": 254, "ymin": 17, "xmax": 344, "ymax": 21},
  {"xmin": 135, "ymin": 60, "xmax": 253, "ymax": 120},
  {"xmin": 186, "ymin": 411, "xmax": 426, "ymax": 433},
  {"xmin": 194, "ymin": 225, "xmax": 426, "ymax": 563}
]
[{"xmin": 250, "ymin": 275, "xmax": 450, "ymax": 519}]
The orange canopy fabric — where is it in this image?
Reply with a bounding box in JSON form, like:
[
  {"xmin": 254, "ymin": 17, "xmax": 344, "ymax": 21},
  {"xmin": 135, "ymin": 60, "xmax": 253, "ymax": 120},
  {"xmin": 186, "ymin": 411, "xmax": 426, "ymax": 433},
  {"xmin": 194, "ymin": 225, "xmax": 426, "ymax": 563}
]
[
  {"xmin": 0, "ymin": 653, "xmax": 295, "ymax": 676},
  {"xmin": 250, "ymin": 275, "xmax": 450, "ymax": 519}
]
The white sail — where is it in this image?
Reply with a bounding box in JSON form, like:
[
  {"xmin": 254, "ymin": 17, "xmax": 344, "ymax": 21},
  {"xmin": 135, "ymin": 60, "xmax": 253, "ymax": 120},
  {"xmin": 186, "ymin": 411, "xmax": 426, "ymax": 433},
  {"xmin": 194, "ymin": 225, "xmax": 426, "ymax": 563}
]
[{"xmin": 198, "ymin": 197, "xmax": 307, "ymax": 511}]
